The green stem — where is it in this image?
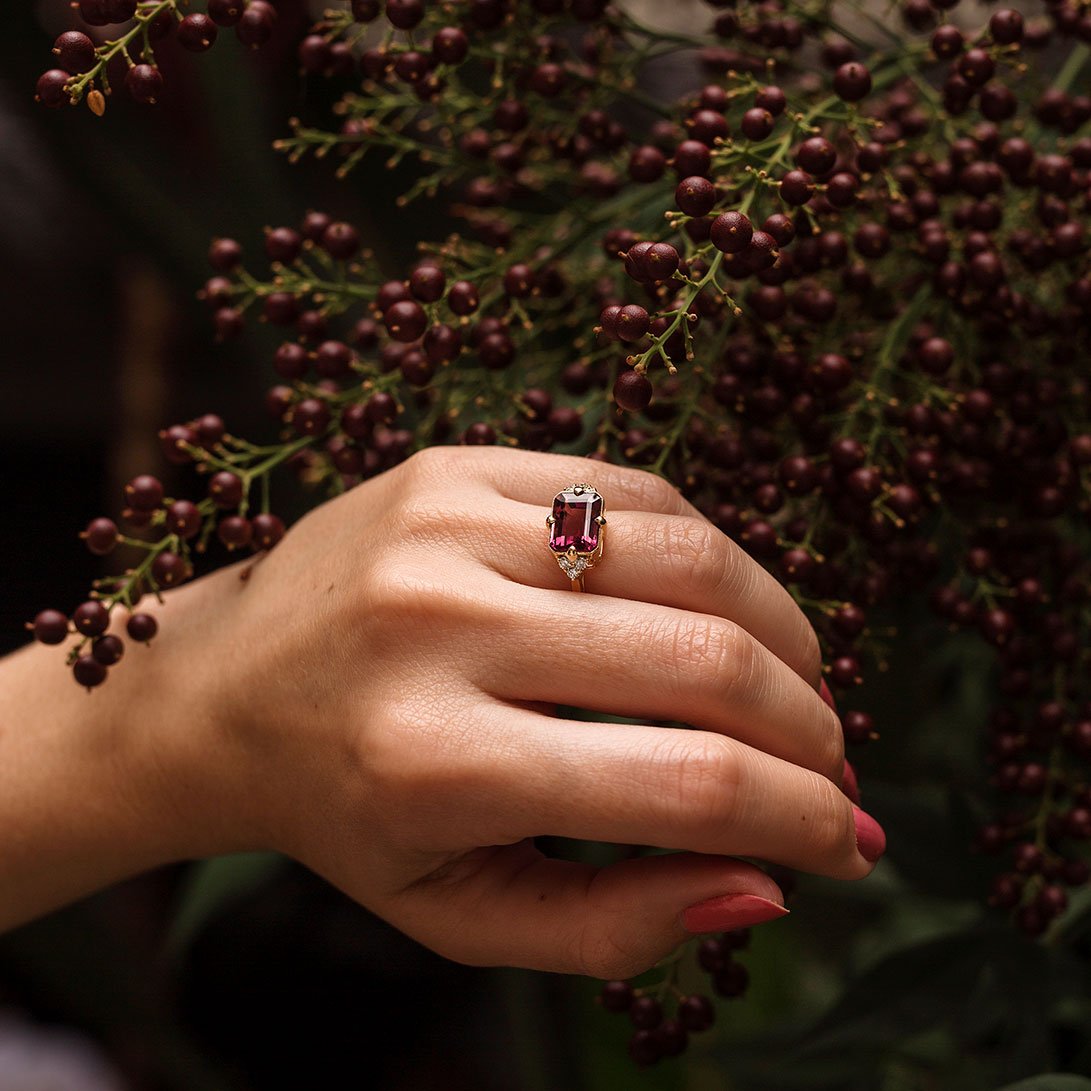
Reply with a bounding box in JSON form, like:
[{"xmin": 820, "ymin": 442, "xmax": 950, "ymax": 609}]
[
  {"xmin": 64, "ymin": 0, "xmax": 176, "ymax": 104},
  {"xmin": 1051, "ymin": 43, "xmax": 1090, "ymax": 95}
]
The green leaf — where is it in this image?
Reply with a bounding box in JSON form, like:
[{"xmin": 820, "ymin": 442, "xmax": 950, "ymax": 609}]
[
  {"xmin": 168, "ymin": 852, "xmax": 284, "ymax": 952},
  {"xmin": 793, "ymin": 924, "xmax": 1039, "ymax": 1059},
  {"xmin": 994, "ymin": 1078, "xmax": 1091, "ymax": 1091}
]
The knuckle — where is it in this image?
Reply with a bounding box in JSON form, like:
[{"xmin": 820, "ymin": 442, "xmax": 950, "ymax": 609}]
[
  {"xmin": 816, "ymin": 706, "xmax": 846, "ymax": 782},
  {"xmin": 670, "ymin": 618, "xmax": 760, "ymax": 708},
  {"xmin": 390, "ymin": 492, "xmax": 450, "ymax": 539},
  {"xmin": 400, "ymin": 444, "xmax": 454, "ymax": 480},
  {"xmin": 630, "ymin": 469, "xmax": 686, "ymax": 514},
  {"xmin": 361, "ymin": 561, "xmax": 455, "ymax": 633},
  {"xmin": 803, "ymin": 776, "xmax": 857, "ymax": 861},
  {"xmin": 662, "ymin": 733, "xmax": 743, "ymax": 836},
  {"xmin": 575, "ymin": 926, "xmax": 654, "ymax": 981},
  {"xmin": 663, "ymin": 519, "xmax": 723, "ymax": 596}
]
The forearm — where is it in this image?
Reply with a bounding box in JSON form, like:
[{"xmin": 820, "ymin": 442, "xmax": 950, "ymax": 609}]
[
  {"xmin": 0, "ymin": 565, "xmax": 271, "ymax": 931},
  {"xmin": 0, "ymin": 640, "xmax": 178, "ymax": 928}
]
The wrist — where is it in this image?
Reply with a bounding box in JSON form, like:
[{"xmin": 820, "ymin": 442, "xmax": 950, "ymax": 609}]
[
  {"xmin": 111, "ymin": 564, "xmax": 281, "ymax": 864},
  {"xmin": 0, "ymin": 637, "xmax": 195, "ymax": 928},
  {"xmin": 0, "ymin": 566, "xmax": 272, "ymax": 929}
]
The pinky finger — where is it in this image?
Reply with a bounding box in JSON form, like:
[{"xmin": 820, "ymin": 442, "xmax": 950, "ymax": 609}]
[{"xmin": 387, "ymin": 841, "xmax": 787, "ymax": 979}]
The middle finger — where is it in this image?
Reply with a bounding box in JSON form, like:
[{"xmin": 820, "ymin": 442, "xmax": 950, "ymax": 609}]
[{"xmin": 477, "ymin": 577, "xmax": 844, "ymax": 783}]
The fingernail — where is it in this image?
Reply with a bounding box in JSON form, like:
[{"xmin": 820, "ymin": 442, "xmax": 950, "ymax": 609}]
[
  {"xmin": 681, "ymin": 893, "xmax": 789, "ymax": 934},
  {"xmin": 842, "ymin": 759, "xmax": 861, "ymax": 804},
  {"xmin": 820, "ymin": 678, "xmax": 837, "ymax": 712},
  {"xmin": 853, "ymin": 805, "xmax": 886, "ymax": 862}
]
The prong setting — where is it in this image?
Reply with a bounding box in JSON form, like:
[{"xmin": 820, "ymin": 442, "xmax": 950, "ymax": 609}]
[{"xmin": 547, "ymin": 483, "xmax": 606, "ymax": 587}]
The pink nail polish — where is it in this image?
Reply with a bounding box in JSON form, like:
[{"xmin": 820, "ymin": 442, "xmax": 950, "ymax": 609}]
[
  {"xmin": 842, "ymin": 759, "xmax": 861, "ymax": 804},
  {"xmin": 820, "ymin": 678, "xmax": 837, "ymax": 712},
  {"xmin": 681, "ymin": 893, "xmax": 789, "ymax": 934},
  {"xmin": 853, "ymin": 805, "xmax": 886, "ymax": 862}
]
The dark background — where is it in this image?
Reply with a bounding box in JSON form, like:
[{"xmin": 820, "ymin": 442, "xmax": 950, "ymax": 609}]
[{"xmin": 3, "ymin": 5, "xmax": 1090, "ymax": 1090}]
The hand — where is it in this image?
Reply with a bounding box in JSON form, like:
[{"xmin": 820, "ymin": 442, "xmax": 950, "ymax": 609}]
[{"xmin": 4, "ymin": 447, "xmax": 883, "ymax": 974}]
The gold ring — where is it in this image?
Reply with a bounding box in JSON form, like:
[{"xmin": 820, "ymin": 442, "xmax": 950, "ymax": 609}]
[{"xmin": 546, "ymin": 483, "xmax": 606, "ymax": 592}]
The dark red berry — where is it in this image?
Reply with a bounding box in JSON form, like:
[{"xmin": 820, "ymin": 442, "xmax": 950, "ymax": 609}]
[
  {"xmin": 932, "ymin": 25, "xmax": 963, "ymax": 58},
  {"xmin": 83, "ymin": 518, "xmax": 119, "ymax": 556},
  {"xmin": 77, "ymin": 0, "xmax": 110, "ymax": 26},
  {"xmin": 628, "ymin": 1029, "xmax": 662, "ymax": 1067},
  {"xmin": 236, "ymin": 0, "xmax": 276, "ymax": 47},
  {"xmin": 779, "ymin": 169, "xmax": 814, "ymax": 206},
  {"xmin": 989, "ymin": 8, "xmax": 1023, "ymax": 43},
  {"xmin": 251, "ymin": 513, "xmax": 286, "ymax": 549},
  {"xmin": 208, "ymin": 237, "xmax": 242, "ymax": 271},
  {"xmin": 386, "ymin": 0, "xmax": 424, "ymax": 30},
  {"xmin": 352, "ymin": 0, "xmax": 380, "ymax": 19},
  {"xmin": 676, "ymin": 176, "xmax": 716, "ymax": 216},
  {"xmin": 711, "ymin": 210, "xmax": 754, "ymax": 253},
  {"xmin": 432, "ymin": 26, "xmax": 469, "ymax": 65},
  {"xmin": 217, "ymin": 516, "xmax": 253, "ymax": 550},
  {"xmin": 32, "ymin": 609, "xmax": 69, "ymax": 645},
  {"xmin": 796, "ymin": 136, "xmax": 837, "ymax": 175},
  {"xmin": 265, "ymin": 226, "xmax": 303, "ymax": 263},
  {"xmin": 322, "ymin": 221, "xmax": 361, "ymax": 260},
  {"xmin": 616, "ymin": 305, "xmax": 650, "ymax": 342},
  {"xmin": 91, "ymin": 635, "xmax": 125, "ymax": 667},
  {"xmin": 833, "ymin": 62, "xmax": 871, "ymax": 101},
  {"xmin": 151, "ymin": 550, "xmax": 186, "ymax": 588},
  {"xmin": 713, "ymin": 961, "xmax": 750, "ymax": 997},
  {"xmin": 755, "ymin": 85, "xmax": 787, "ymax": 115},
  {"xmin": 209, "ymin": 471, "xmax": 244, "ymax": 509},
  {"xmin": 125, "ymin": 475, "xmax": 163, "ymax": 512},
  {"xmin": 36, "ymin": 70, "xmax": 71, "ymax": 108},
  {"xmin": 678, "ymin": 995, "xmax": 715, "ymax": 1032},
  {"xmin": 448, "ymin": 280, "xmax": 480, "ymax": 315},
  {"xmin": 126, "ymin": 613, "xmax": 158, "ymax": 643},
  {"xmin": 315, "ymin": 340, "xmax": 354, "ymax": 379},
  {"xmin": 384, "ymin": 300, "xmax": 428, "ymax": 342},
  {"xmin": 600, "ymin": 981, "xmax": 633, "ymax": 1013},
  {"xmin": 53, "ymin": 32, "xmax": 97, "ymax": 74},
  {"xmin": 73, "ymin": 600, "xmax": 110, "ymax": 637},
  {"xmin": 741, "ymin": 108, "xmax": 775, "ymax": 140},
  {"xmin": 167, "ymin": 500, "xmax": 203, "ymax": 540},
  {"xmin": 629, "ymin": 995, "xmax": 663, "ymax": 1029},
  {"xmin": 73, "ymin": 656, "xmax": 107, "ymax": 690},
  {"xmin": 124, "ymin": 64, "xmax": 164, "ymax": 105},
  {"xmin": 614, "ymin": 370, "xmax": 653, "ymax": 412},
  {"xmin": 178, "ymin": 13, "xmax": 218, "ymax": 51}
]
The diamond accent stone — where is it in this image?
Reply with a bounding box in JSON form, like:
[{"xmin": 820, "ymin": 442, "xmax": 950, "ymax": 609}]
[{"xmin": 557, "ymin": 554, "xmax": 589, "ymax": 579}]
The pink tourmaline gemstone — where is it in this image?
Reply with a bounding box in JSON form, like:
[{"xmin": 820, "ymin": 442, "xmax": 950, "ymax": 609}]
[{"xmin": 550, "ymin": 488, "xmax": 602, "ymax": 553}]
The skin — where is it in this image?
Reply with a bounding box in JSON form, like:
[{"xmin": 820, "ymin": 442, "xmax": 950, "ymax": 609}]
[{"xmin": 0, "ymin": 446, "xmax": 878, "ymax": 978}]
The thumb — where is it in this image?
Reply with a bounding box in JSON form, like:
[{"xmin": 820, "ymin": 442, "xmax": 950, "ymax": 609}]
[{"xmin": 388, "ymin": 841, "xmax": 787, "ymax": 978}]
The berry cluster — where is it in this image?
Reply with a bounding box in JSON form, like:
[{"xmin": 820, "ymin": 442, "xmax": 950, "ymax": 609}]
[
  {"xmin": 35, "ymin": 0, "xmax": 277, "ymax": 114},
  {"xmin": 30, "ymin": 601, "xmax": 156, "ymax": 690},
  {"xmin": 32, "ymin": 0, "xmax": 1091, "ymax": 1057},
  {"xmin": 31, "ymin": 413, "xmax": 295, "ymax": 687},
  {"xmin": 598, "ymin": 927, "xmax": 752, "ymax": 1066}
]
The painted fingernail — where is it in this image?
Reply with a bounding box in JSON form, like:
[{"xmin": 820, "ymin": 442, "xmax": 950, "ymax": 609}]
[
  {"xmin": 842, "ymin": 759, "xmax": 861, "ymax": 804},
  {"xmin": 681, "ymin": 893, "xmax": 789, "ymax": 934},
  {"xmin": 820, "ymin": 678, "xmax": 837, "ymax": 712},
  {"xmin": 853, "ymin": 805, "xmax": 886, "ymax": 862}
]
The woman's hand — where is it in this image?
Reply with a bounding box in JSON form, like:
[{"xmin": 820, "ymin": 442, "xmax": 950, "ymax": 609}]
[{"xmin": 0, "ymin": 446, "xmax": 883, "ymax": 977}]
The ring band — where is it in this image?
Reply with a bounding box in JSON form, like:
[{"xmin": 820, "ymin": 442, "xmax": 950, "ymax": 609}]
[{"xmin": 546, "ymin": 482, "xmax": 606, "ymax": 592}]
